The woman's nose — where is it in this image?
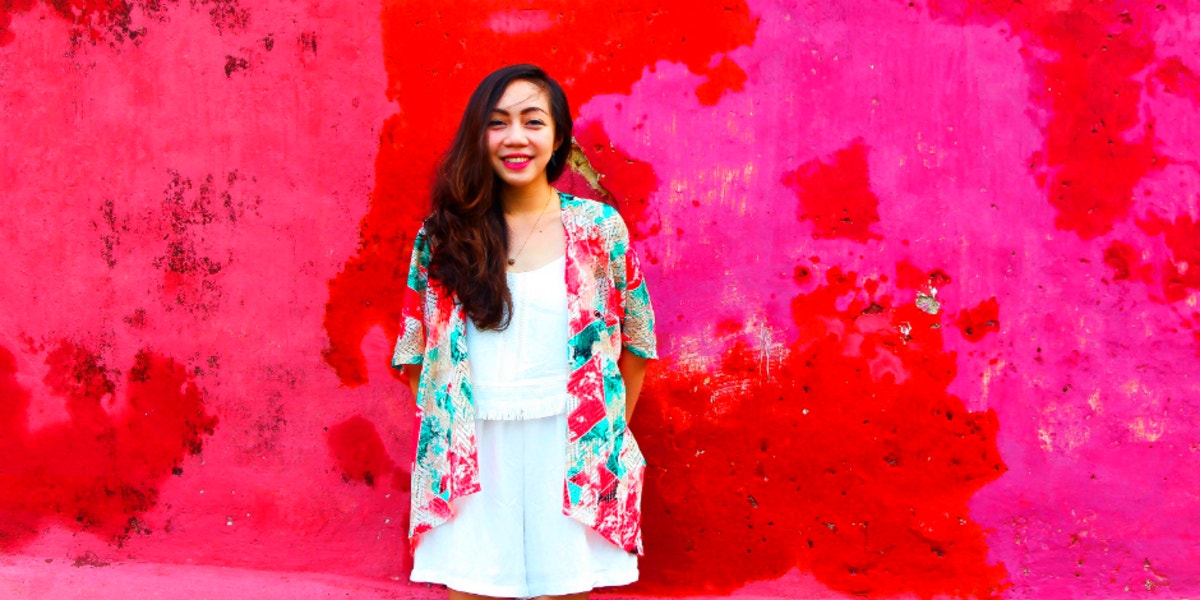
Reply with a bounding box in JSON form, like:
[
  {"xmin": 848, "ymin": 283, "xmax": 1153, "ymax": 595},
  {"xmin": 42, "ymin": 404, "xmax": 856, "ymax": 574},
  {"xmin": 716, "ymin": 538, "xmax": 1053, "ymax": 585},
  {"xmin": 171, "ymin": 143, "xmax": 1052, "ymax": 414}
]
[{"xmin": 504, "ymin": 125, "xmax": 527, "ymax": 145}]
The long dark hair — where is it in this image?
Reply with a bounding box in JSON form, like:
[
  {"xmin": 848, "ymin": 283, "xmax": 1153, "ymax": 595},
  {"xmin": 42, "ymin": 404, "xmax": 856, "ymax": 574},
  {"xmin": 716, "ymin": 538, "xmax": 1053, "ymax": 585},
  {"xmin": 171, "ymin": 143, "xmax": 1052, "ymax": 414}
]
[{"xmin": 424, "ymin": 64, "xmax": 573, "ymax": 330}]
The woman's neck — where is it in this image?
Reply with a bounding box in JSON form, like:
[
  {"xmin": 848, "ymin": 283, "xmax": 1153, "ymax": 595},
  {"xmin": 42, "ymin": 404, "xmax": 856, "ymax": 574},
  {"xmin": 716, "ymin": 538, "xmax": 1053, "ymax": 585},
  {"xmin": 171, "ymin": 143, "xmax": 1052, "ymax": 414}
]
[{"xmin": 501, "ymin": 182, "xmax": 556, "ymax": 216}]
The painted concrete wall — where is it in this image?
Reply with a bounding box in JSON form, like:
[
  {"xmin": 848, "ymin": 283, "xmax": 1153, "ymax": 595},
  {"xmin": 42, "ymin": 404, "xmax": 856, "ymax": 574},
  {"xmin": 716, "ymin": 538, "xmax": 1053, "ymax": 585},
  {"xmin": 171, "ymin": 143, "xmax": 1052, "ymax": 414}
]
[{"xmin": 2, "ymin": 0, "xmax": 1199, "ymax": 598}]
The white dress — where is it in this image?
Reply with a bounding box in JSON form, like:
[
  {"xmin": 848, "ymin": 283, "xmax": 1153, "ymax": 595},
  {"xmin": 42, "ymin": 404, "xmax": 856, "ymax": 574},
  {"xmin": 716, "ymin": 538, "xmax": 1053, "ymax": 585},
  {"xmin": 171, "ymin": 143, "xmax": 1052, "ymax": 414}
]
[{"xmin": 409, "ymin": 255, "xmax": 638, "ymax": 597}]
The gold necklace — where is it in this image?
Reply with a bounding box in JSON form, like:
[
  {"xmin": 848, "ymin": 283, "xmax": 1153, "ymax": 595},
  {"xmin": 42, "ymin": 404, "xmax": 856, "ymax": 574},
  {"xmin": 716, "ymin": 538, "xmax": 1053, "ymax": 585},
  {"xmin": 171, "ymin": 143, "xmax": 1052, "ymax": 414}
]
[{"xmin": 507, "ymin": 189, "xmax": 555, "ymax": 266}]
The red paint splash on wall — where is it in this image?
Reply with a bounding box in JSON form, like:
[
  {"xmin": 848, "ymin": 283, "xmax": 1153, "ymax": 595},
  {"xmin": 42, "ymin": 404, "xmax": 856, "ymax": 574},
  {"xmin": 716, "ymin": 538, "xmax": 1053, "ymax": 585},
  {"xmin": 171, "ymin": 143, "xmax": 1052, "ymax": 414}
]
[
  {"xmin": 574, "ymin": 121, "xmax": 661, "ymax": 241},
  {"xmin": 1139, "ymin": 214, "xmax": 1200, "ymax": 303},
  {"xmin": 955, "ymin": 297, "xmax": 1000, "ymax": 342},
  {"xmin": 326, "ymin": 415, "xmax": 394, "ymax": 488},
  {"xmin": 695, "ymin": 55, "xmax": 748, "ymax": 106},
  {"xmin": 632, "ymin": 266, "xmax": 1007, "ymax": 597},
  {"xmin": 0, "ymin": 341, "xmax": 217, "ymax": 549},
  {"xmin": 896, "ymin": 260, "xmax": 951, "ymax": 293},
  {"xmin": 1103, "ymin": 240, "xmax": 1152, "ymax": 284},
  {"xmin": 323, "ymin": 0, "xmax": 758, "ymax": 386},
  {"xmin": 930, "ymin": 1, "xmax": 1161, "ymax": 240},
  {"xmin": 1153, "ymin": 57, "xmax": 1200, "ymax": 103},
  {"xmin": 783, "ymin": 140, "xmax": 883, "ymax": 243}
]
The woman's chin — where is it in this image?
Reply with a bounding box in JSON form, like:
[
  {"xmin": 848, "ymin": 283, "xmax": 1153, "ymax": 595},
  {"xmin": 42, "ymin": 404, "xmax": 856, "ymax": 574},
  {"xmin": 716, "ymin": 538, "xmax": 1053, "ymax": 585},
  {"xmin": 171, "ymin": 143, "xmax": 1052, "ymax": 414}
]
[{"xmin": 496, "ymin": 172, "xmax": 546, "ymax": 190}]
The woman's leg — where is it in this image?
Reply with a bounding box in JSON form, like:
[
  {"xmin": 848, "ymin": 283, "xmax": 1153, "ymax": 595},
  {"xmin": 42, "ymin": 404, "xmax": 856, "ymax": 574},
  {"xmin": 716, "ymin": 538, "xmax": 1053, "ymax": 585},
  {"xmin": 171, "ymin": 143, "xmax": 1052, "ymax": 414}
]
[
  {"xmin": 415, "ymin": 420, "xmax": 527, "ymax": 597},
  {"xmin": 534, "ymin": 593, "xmax": 587, "ymax": 600},
  {"xmin": 448, "ymin": 589, "xmax": 514, "ymax": 600}
]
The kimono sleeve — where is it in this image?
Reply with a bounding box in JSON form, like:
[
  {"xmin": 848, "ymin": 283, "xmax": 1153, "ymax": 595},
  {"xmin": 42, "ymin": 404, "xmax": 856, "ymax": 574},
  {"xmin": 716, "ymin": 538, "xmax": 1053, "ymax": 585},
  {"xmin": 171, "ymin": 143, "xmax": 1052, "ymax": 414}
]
[
  {"xmin": 391, "ymin": 228, "xmax": 430, "ymax": 367},
  {"xmin": 613, "ymin": 217, "xmax": 658, "ymax": 360}
]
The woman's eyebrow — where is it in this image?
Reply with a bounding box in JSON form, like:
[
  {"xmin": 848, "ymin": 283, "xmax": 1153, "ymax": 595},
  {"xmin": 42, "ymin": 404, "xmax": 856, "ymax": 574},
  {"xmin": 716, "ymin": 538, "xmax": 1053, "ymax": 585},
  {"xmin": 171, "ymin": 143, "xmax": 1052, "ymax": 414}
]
[{"xmin": 491, "ymin": 106, "xmax": 549, "ymax": 116}]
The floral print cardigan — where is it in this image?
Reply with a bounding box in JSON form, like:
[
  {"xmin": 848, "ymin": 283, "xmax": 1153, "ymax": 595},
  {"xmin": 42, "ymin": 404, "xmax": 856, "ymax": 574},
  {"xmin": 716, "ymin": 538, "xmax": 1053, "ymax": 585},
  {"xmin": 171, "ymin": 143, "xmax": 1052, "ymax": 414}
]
[{"xmin": 392, "ymin": 194, "xmax": 657, "ymax": 555}]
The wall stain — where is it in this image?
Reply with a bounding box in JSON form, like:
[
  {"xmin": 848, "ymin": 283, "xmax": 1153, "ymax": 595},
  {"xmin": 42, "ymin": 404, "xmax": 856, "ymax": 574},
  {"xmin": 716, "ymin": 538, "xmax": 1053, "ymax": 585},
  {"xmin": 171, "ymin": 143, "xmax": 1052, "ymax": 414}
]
[
  {"xmin": 783, "ymin": 139, "xmax": 883, "ymax": 243},
  {"xmin": 574, "ymin": 120, "xmax": 661, "ymax": 241},
  {"xmin": 299, "ymin": 31, "xmax": 316, "ymax": 55},
  {"xmin": 929, "ymin": 1, "xmax": 1161, "ymax": 241},
  {"xmin": 151, "ymin": 170, "xmax": 258, "ymax": 315},
  {"xmin": 0, "ymin": 0, "xmax": 247, "ymax": 47},
  {"xmin": 1103, "ymin": 240, "xmax": 1146, "ymax": 283},
  {"xmin": 93, "ymin": 198, "xmax": 128, "ymax": 269},
  {"xmin": 929, "ymin": 0, "xmax": 1200, "ymax": 352},
  {"xmin": 955, "ymin": 297, "xmax": 1000, "ymax": 342},
  {"xmin": 695, "ymin": 55, "xmax": 749, "ymax": 106},
  {"xmin": 1139, "ymin": 213, "xmax": 1200, "ymax": 303},
  {"xmin": 0, "ymin": 342, "xmax": 217, "ymax": 550},
  {"xmin": 224, "ymin": 54, "xmax": 249, "ymax": 77},
  {"xmin": 326, "ymin": 415, "xmax": 394, "ymax": 488},
  {"xmin": 631, "ymin": 266, "xmax": 1007, "ymax": 597}
]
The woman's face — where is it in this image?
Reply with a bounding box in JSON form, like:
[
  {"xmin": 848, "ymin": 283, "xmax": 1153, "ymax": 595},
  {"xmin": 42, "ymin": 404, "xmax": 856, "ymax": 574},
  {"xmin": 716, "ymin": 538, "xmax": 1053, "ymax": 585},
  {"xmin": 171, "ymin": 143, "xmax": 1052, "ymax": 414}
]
[{"xmin": 487, "ymin": 80, "xmax": 558, "ymax": 192}]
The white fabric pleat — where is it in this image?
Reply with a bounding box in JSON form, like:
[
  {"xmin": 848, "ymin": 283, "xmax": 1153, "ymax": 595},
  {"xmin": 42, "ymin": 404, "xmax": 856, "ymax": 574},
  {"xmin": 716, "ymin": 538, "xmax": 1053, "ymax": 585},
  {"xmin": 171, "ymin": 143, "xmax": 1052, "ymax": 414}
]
[{"xmin": 466, "ymin": 255, "xmax": 570, "ymax": 420}]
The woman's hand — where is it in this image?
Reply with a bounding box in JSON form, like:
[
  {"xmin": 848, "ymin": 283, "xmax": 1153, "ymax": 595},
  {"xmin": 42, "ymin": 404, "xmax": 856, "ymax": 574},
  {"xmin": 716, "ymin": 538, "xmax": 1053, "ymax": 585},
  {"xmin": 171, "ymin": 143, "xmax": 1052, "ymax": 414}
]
[{"xmin": 618, "ymin": 350, "xmax": 649, "ymax": 423}]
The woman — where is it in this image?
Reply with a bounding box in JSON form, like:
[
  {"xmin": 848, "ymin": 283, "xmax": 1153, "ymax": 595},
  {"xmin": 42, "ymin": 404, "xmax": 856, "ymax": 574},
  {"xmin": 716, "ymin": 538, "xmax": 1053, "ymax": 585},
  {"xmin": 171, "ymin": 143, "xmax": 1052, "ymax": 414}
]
[{"xmin": 392, "ymin": 64, "xmax": 657, "ymax": 599}]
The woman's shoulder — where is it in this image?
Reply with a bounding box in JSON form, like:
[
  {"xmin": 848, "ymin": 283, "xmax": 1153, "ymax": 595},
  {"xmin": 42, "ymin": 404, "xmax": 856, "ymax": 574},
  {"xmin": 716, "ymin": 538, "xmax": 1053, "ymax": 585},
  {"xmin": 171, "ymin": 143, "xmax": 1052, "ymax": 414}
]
[{"xmin": 560, "ymin": 192, "xmax": 625, "ymax": 228}]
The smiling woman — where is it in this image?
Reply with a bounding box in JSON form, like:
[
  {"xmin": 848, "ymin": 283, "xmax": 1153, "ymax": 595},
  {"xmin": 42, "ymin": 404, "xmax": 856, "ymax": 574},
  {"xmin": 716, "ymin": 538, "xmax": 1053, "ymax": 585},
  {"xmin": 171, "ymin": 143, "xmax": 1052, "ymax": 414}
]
[
  {"xmin": 488, "ymin": 80, "xmax": 559, "ymax": 194},
  {"xmin": 391, "ymin": 64, "xmax": 658, "ymax": 600}
]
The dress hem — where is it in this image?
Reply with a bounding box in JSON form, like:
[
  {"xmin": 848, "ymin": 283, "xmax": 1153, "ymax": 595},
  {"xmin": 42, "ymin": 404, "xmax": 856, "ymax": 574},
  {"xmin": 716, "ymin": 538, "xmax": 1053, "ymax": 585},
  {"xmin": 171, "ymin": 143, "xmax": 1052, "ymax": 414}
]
[{"xmin": 410, "ymin": 567, "xmax": 638, "ymax": 597}]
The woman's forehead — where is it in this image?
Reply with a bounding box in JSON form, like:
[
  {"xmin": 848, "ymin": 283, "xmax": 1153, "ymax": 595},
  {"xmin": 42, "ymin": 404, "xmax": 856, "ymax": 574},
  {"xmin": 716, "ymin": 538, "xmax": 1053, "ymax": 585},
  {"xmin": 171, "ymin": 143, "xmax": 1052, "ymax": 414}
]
[{"xmin": 494, "ymin": 80, "xmax": 549, "ymax": 113}]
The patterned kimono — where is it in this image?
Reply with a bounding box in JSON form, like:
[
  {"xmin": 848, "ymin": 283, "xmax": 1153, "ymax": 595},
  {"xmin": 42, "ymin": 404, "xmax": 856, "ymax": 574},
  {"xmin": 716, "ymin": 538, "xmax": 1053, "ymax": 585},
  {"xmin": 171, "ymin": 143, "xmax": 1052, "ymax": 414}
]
[{"xmin": 392, "ymin": 194, "xmax": 657, "ymax": 555}]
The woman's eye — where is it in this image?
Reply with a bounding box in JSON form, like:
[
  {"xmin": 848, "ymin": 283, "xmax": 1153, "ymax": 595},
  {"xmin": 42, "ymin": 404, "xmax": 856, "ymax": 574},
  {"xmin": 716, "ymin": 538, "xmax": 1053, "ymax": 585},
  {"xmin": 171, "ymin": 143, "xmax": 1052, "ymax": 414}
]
[
  {"xmin": 526, "ymin": 120, "xmax": 546, "ymax": 127},
  {"xmin": 488, "ymin": 120, "xmax": 505, "ymax": 128}
]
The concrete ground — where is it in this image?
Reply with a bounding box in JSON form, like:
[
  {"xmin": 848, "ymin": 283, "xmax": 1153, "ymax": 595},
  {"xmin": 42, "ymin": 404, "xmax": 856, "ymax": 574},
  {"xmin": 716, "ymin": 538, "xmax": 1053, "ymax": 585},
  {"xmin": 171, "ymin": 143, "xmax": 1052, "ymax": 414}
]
[
  {"xmin": 0, "ymin": 555, "xmax": 437, "ymax": 600},
  {"xmin": 0, "ymin": 555, "xmax": 843, "ymax": 599}
]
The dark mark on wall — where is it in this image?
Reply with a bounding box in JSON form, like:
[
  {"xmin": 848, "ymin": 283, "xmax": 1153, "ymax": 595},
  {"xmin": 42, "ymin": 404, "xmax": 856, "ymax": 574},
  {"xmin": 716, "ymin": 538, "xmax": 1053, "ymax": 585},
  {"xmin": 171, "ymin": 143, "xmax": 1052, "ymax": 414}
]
[
  {"xmin": 93, "ymin": 198, "xmax": 128, "ymax": 268},
  {"xmin": 248, "ymin": 392, "xmax": 287, "ymax": 454},
  {"xmin": 224, "ymin": 55, "xmax": 249, "ymax": 77},
  {"xmin": 130, "ymin": 350, "xmax": 151, "ymax": 382},
  {"xmin": 262, "ymin": 34, "xmax": 275, "ymax": 51},
  {"xmin": 300, "ymin": 31, "xmax": 317, "ymax": 55},
  {"xmin": 123, "ymin": 308, "xmax": 147, "ymax": 329},
  {"xmin": 202, "ymin": 0, "xmax": 251, "ymax": 32},
  {"xmin": 151, "ymin": 170, "xmax": 259, "ymax": 314},
  {"xmin": 72, "ymin": 551, "xmax": 110, "ymax": 568},
  {"xmin": 208, "ymin": 363, "xmax": 293, "ymax": 455},
  {"xmin": 125, "ymin": 517, "xmax": 151, "ymax": 537},
  {"xmin": 2, "ymin": 0, "xmax": 247, "ymax": 48}
]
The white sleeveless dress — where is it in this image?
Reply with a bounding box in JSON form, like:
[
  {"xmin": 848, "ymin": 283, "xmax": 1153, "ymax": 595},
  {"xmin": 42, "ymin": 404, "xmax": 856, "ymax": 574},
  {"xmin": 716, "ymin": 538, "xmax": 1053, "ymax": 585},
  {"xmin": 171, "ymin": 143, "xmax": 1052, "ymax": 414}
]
[{"xmin": 409, "ymin": 255, "xmax": 638, "ymax": 597}]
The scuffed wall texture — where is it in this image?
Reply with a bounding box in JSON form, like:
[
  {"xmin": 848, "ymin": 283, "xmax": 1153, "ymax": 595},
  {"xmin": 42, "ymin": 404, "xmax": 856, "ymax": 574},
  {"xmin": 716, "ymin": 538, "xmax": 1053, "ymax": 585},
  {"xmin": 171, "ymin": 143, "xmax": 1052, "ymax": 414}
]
[{"xmin": 2, "ymin": 0, "xmax": 1199, "ymax": 598}]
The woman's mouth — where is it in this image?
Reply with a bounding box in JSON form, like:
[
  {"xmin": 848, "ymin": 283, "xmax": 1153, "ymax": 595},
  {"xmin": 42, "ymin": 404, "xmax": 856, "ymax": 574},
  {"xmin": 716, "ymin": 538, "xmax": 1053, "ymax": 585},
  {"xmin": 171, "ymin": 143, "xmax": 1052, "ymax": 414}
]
[{"xmin": 501, "ymin": 155, "xmax": 532, "ymax": 170}]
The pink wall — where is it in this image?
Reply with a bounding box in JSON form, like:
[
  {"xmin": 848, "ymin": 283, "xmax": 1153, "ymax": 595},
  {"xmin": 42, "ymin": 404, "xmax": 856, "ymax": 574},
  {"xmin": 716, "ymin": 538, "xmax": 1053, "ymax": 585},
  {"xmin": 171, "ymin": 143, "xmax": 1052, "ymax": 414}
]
[{"xmin": 3, "ymin": 0, "xmax": 1199, "ymax": 597}]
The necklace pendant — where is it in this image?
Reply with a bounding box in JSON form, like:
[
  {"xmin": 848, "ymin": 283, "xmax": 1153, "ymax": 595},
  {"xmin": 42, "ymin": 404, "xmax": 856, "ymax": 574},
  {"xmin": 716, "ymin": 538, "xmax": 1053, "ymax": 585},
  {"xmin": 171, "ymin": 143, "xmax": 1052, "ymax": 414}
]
[{"xmin": 507, "ymin": 258, "xmax": 516, "ymax": 266}]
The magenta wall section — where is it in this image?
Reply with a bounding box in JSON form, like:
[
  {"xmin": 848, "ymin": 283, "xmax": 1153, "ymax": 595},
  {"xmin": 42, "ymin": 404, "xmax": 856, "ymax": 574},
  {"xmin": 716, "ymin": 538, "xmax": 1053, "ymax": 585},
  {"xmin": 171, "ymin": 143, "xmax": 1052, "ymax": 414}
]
[{"xmin": 3, "ymin": 1, "xmax": 1199, "ymax": 598}]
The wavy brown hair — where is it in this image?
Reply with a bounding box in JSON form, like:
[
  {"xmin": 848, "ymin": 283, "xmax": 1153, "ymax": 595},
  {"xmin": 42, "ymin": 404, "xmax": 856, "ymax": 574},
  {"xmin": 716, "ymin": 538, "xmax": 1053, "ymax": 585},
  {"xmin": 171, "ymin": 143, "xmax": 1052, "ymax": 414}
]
[{"xmin": 424, "ymin": 64, "xmax": 573, "ymax": 330}]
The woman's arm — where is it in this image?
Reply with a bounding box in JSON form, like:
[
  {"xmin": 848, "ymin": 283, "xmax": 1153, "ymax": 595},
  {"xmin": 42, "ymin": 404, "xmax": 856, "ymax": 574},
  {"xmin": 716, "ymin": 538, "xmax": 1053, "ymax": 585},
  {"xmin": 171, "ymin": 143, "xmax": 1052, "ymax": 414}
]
[
  {"xmin": 404, "ymin": 364, "xmax": 422, "ymax": 401},
  {"xmin": 393, "ymin": 227, "xmax": 430, "ymax": 406},
  {"xmin": 619, "ymin": 349, "xmax": 649, "ymax": 423}
]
